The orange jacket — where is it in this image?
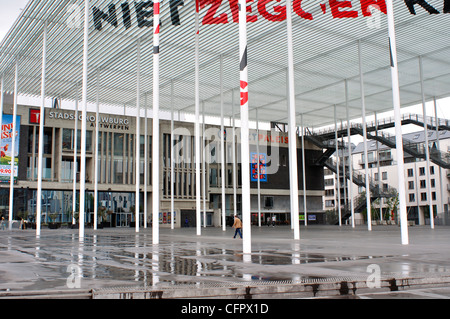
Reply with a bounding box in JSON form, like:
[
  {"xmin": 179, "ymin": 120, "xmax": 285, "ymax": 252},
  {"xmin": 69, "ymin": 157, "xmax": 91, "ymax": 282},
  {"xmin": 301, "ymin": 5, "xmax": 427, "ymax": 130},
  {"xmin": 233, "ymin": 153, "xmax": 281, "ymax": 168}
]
[{"xmin": 233, "ymin": 217, "xmax": 242, "ymax": 229}]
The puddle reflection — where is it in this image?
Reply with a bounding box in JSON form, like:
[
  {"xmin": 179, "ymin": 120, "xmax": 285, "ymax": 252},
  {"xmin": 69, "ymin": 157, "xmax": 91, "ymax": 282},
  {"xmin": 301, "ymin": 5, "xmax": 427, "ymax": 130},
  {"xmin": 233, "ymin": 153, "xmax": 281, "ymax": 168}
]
[{"xmin": 3, "ymin": 230, "xmax": 450, "ymax": 291}]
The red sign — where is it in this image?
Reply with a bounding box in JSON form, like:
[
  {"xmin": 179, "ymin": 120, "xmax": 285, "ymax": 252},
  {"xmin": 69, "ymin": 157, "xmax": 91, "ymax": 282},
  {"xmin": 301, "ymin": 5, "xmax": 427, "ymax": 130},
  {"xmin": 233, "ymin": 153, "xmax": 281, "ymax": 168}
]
[{"xmin": 29, "ymin": 109, "xmax": 43, "ymax": 125}]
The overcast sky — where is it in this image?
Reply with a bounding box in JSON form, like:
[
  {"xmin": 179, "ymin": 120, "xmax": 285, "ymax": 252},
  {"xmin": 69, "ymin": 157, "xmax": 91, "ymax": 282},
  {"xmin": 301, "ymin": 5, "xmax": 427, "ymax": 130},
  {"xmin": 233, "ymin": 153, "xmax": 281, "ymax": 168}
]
[{"xmin": 0, "ymin": 0, "xmax": 29, "ymax": 42}]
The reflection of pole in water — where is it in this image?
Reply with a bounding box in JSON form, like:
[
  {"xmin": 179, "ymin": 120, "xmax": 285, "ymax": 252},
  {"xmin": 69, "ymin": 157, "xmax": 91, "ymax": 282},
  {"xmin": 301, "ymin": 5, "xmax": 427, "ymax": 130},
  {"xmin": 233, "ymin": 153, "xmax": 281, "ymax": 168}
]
[
  {"xmin": 196, "ymin": 244, "xmax": 202, "ymax": 287},
  {"xmin": 170, "ymin": 243, "xmax": 175, "ymax": 279},
  {"xmin": 292, "ymin": 242, "xmax": 300, "ymax": 265},
  {"xmin": 92, "ymin": 234, "xmax": 97, "ymax": 280},
  {"xmin": 134, "ymin": 234, "xmax": 139, "ymax": 282},
  {"xmin": 152, "ymin": 245, "xmax": 159, "ymax": 286},
  {"xmin": 35, "ymin": 237, "xmax": 40, "ymax": 259},
  {"xmin": 78, "ymin": 238, "xmax": 84, "ymax": 281},
  {"xmin": 243, "ymin": 254, "xmax": 252, "ymax": 281}
]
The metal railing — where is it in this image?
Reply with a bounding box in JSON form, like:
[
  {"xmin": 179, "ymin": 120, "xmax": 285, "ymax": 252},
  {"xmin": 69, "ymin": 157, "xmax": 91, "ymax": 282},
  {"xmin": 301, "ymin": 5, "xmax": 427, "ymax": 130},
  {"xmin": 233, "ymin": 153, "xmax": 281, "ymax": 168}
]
[{"xmin": 311, "ymin": 113, "xmax": 450, "ymax": 137}]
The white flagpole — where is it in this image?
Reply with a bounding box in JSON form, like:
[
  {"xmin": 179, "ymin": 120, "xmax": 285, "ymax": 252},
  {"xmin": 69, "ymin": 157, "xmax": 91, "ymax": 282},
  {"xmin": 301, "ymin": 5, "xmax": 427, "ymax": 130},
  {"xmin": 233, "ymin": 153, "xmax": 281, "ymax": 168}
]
[
  {"xmin": 239, "ymin": 0, "xmax": 251, "ymax": 254},
  {"xmin": 386, "ymin": 0, "xmax": 409, "ymax": 245},
  {"xmin": 37, "ymin": 21, "xmax": 48, "ymax": 237},
  {"xmin": 152, "ymin": 0, "xmax": 161, "ymax": 244},
  {"xmin": 195, "ymin": 0, "xmax": 201, "ymax": 236},
  {"xmin": 286, "ymin": 0, "xmax": 300, "ymax": 240}
]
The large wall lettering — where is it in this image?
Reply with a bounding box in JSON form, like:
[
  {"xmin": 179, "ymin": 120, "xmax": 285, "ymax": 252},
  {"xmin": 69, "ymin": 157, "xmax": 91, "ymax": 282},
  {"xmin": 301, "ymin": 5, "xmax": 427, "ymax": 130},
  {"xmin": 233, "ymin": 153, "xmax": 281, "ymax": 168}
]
[{"xmin": 91, "ymin": 0, "xmax": 450, "ymax": 30}]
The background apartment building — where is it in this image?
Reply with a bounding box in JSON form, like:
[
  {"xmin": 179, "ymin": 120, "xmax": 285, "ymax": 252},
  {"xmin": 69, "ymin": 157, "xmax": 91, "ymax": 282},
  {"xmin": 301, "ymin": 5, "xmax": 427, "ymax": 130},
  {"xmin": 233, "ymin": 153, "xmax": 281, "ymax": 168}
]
[{"xmin": 323, "ymin": 121, "xmax": 450, "ymax": 226}]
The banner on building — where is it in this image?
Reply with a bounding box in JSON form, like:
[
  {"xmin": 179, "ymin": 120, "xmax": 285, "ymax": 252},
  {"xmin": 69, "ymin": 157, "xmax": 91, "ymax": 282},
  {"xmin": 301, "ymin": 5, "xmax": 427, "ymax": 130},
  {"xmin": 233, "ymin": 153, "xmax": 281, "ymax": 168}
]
[
  {"xmin": 0, "ymin": 115, "xmax": 21, "ymax": 183},
  {"xmin": 251, "ymin": 152, "xmax": 267, "ymax": 182}
]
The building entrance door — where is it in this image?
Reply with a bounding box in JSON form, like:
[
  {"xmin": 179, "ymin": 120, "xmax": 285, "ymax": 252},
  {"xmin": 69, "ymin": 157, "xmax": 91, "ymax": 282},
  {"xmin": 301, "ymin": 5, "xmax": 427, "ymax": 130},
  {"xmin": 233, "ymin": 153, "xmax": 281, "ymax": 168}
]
[{"xmin": 116, "ymin": 213, "xmax": 132, "ymax": 227}]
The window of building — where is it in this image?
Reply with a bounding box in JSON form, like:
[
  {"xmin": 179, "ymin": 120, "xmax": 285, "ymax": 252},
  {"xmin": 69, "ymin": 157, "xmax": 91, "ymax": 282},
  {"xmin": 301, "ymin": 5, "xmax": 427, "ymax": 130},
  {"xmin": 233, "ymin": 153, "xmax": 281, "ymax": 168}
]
[
  {"xmin": 325, "ymin": 189, "xmax": 334, "ymax": 197},
  {"xmin": 324, "ymin": 179, "xmax": 334, "ymax": 186},
  {"xmin": 409, "ymin": 193, "xmax": 415, "ymax": 202},
  {"xmin": 114, "ymin": 133, "xmax": 124, "ymax": 156},
  {"xmin": 210, "ymin": 168, "xmax": 218, "ymax": 187},
  {"xmin": 382, "ymin": 172, "xmax": 388, "ymax": 180},
  {"xmin": 432, "ymin": 192, "xmax": 436, "ymax": 201},
  {"xmin": 408, "ymin": 181, "xmax": 414, "ymax": 190},
  {"xmin": 420, "ymin": 180, "xmax": 426, "ymax": 188},
  {"xmin": 62, "ymin": 129, "xmax": 92, "ymax": 152},
  {"xmin": 421, "ymin": 193, "xmax": 427, "ymax": 201},
  {"xmin": 264, "ymin": 196, "xmax": 274, "ymax": 208},
  {"xmin": 419, "ymin": 167, "xmax": 425, "ymax": 176},
  {"xmin": 407, "ymin": 168, "xmax": 414, "ymax": 177},
  {"xmin": 431, "ymin": 179, "xmax": 435, "ymax": 188},
  {"xmin": 379, "ymin": 150, "xmax": 391, "ymax": 160},
  {"xmin": 430, "ymin": 166, "xmax": 435, "ymax": 175},
  {"xmin": 325, "ymin": 200, "xmax": 335, "ymax": 208}
]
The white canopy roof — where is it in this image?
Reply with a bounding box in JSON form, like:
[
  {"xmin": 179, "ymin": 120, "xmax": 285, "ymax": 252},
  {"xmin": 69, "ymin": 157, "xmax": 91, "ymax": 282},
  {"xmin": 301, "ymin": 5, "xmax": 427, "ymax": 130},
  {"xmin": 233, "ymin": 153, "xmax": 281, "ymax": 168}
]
[{"xmin": 1, "ymin": 0, "xmax": 449, "ymax": 127}]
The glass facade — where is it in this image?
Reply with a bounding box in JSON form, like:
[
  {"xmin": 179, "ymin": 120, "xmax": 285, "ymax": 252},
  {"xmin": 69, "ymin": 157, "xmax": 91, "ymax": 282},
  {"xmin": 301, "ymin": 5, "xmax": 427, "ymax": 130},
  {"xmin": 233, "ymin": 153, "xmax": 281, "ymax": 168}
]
[
  {"xmin": 5, "ymin": 113, "xmax": 154, "ymax": 224},
  {"xmin": 0, "ymin": 189, "xmax": 143, "ymax": 228},
  {"xmin": 5, "ymin": 107, "xmax": 316, "ymax": 227}
]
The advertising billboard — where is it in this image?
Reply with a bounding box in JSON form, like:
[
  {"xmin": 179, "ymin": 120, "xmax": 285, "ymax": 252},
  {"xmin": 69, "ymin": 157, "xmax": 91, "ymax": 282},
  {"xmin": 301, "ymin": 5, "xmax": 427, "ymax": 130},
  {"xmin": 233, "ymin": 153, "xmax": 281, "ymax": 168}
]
[
  {"xmin": 0, "ymin": 115, "xmax": 21, "ymax": 183},
  {"xmin": 251, "ymin": 152, "xmax": 267, "ymax": 182}
]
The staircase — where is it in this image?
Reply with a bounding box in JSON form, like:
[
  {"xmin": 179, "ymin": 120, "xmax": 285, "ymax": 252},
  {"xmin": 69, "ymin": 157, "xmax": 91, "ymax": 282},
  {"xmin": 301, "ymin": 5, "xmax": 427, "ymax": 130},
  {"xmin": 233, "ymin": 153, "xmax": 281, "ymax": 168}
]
[
  {"xmin": 323, "ymin": 157, "xmax": 397, "ymax": 224},
  {"xmin": 350, "ymin": 124, "xmax": 450, "ymax": 169},
  {"xmin": 311, "ymin": 113, "xmax": 450, "ymax": 169}
]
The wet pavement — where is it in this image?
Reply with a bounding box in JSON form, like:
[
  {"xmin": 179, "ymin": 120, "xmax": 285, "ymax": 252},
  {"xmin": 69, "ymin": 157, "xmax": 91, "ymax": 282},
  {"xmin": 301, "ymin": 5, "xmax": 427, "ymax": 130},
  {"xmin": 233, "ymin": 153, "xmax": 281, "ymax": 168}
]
[{"xmin": 0, "ymin": 225, "xmax": 450, "ymax": 295}]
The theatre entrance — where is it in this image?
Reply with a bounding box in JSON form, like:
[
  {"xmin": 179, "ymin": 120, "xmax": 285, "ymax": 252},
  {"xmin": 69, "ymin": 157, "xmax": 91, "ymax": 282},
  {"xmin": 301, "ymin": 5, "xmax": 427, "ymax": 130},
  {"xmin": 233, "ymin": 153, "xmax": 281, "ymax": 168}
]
[{"xmin": 116, "ymin": 213, "xmax": 132, "ymax": 227}]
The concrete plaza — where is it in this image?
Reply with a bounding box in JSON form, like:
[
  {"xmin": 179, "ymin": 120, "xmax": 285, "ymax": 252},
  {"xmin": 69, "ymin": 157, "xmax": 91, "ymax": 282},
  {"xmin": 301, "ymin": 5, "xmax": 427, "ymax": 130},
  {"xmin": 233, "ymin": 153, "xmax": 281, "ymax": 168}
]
[{"xmin": 0, "ymin": 224, "xmax": 450, "ymax": 298}]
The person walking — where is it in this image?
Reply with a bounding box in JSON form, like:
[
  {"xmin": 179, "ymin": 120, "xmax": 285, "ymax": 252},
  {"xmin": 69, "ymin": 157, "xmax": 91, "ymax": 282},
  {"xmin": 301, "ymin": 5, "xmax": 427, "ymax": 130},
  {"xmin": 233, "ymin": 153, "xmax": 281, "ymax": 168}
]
[{"xmin": 232, "ymin": 215, "xmax": 242, "ymax": 239}]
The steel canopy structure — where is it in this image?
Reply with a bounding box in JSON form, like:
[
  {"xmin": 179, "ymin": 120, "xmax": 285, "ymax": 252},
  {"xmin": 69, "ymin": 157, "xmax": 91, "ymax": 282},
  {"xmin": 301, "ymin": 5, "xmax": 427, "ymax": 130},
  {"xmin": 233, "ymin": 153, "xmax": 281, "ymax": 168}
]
[
  {"xmin": 1, "ymin": 1, "xmax": 449, "ymax": 125},
  {"xmin": 1, "ymin": 0, "xmax": 450, "ymax": 251}
]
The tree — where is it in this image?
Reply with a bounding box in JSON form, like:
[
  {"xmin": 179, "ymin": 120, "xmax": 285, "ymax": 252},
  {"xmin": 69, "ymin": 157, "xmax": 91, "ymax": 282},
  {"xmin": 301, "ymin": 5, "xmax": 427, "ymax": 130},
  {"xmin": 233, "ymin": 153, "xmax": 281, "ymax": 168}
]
[{"xmin": 385, "ymin": 191, "xmax": 399, "ymax": 221}]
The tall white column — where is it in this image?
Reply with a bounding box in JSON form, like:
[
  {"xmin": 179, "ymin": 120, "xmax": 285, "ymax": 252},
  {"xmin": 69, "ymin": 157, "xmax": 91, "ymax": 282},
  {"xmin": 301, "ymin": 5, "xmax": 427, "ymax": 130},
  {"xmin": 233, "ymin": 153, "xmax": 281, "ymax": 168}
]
[
  {"xmin": 36, "ymin": 21, "xmax": 47, "ymax": 237},
  {"xmin": 202, "ymin": 102, "xmax": 206, "ymax": 228},
  {"xmin": 434, "ymin": 98, "xmax": 444, "ymax": 220},
  {"xmin": 256, "ymin": 109, "xmax": 261, "ymax": 227},
  {"xmin": 232, "ymin": 92, "xmax": 237, "ymax": 218},
  {"xmin": 93, "ymin": 69, "xmax": 100, "ymax": 231},
  {"xmin": 194, "ymin": 0, "xmax": 201, "ymax": 236},
  {"xmin": 239, "ymin": 0, "xmax": 251, "ymax": 254},
  {"xmin": 170, "ymin": 81, "xmax": 175, "ymax": 230},
  {"xmin": 153, "ymin": 0, "xmax": 161, "ymax": 244},
  {"xmin": 286, "ymin": 0, "xmax": 300, "ymax": 240},
  {"xmin": 144, "ymin": 95, "xmax": 148, "ymax": 228},
  {"xmin": 386, "ymin": 0, "xmax": 409, "ymax": 245},
  {"xmin": 345, "ymin": 80, "xmax": 355, "ymax": 228},
  {"xmin": 9, "ymin": 59, "xmax": 19, "ymax": 229},
  {"xmin": 72, "ymin": 100, "xmax": 78, "ymax": 226},
  {"xmin": 374, "ymin": 112, "xmax": 383, "ymax": 222},
  {"xmin": 135, "ymin": 39, "xmax": 141, "ymax": 233},
  {"xmin": 418, "ymin": 56, "xmax": 434, "ymax": 229},
  {"xmin": 220, "ymin": 55, "xmax": 226, "ymax": 231},
  {"xmin": 341, "ymin": 119, "xmax": 347, "ymax": 223},
  {"xmin": 286, "ymin": 70, "xmax": 294, "ymax": 231},
  {"xmin": 79, "ymin": 0, "xmax": 91, "ymax": 240},
  {"xmin": 334, "ymin": 105, "xmax": 342, "ymax": 226},
  {"xmin": 358, "ymin": 40, "xmax": 372, "ymax": 231},
  {"xmin": 301, "ymin": 115, "xmax": 307, "ymax": 226}
]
